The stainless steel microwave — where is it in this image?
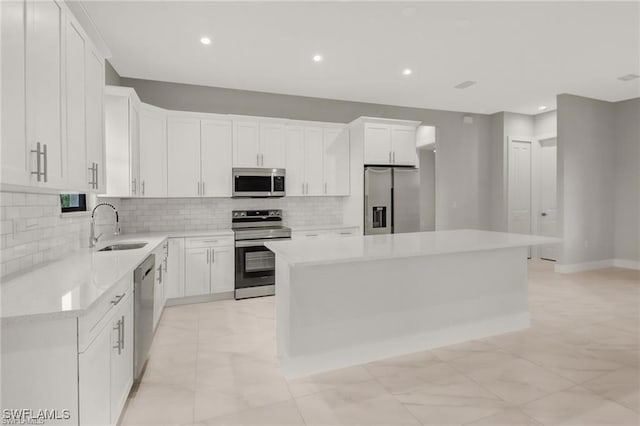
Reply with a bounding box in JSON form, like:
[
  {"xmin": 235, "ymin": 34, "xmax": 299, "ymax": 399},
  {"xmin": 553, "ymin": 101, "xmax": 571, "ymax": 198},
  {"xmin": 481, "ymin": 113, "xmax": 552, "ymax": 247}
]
[{"xmin": 232, "ymin": 168, "xmax": 285, "ymax": 198}]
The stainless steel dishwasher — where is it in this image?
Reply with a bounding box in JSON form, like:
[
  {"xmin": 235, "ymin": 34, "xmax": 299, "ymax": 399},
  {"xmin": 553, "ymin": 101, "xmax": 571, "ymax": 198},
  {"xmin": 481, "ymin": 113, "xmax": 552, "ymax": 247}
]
[{"xmin": 134, "ymin": 255, "xmax": 155, "ymax": 381}]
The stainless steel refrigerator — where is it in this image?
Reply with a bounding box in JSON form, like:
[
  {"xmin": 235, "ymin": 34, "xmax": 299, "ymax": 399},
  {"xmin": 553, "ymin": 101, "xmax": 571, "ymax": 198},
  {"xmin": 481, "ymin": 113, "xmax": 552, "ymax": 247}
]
[{"xmin": 364, "ymin": 166, "xmax": 420, "ymax": 235}]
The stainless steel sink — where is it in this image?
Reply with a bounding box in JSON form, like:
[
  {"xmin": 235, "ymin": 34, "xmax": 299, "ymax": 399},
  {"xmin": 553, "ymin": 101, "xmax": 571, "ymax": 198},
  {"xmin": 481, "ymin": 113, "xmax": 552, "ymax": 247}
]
[{"xmin": 98, "ymin": 242, "xmax": 147, "ymax": 252}]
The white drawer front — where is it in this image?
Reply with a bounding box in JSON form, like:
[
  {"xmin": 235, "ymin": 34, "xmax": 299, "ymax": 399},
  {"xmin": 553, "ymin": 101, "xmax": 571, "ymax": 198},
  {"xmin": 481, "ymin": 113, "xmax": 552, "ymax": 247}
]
[{"xmin": 185, "ymin": 236, "xmax": 234, "ymax": 249}]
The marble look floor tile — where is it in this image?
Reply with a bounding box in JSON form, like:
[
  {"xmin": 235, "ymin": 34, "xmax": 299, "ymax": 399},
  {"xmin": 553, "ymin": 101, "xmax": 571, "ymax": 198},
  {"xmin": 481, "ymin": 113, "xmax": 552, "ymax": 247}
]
[
  {"xmin": 582, "ymin": 368, "xmax": 640, "ymax": 413},
  {"xmin": 295, "ymin": 379, "xmax": 420, "ymax": 425},
  {"xmin": 374, "ymin": 361, "xmax": 460, "ymax": 395},
  {"xmin": 450, "ymin": 352, "xmax": 575, "ymax": 405},
  {"xmin": 199, "ymin": 400, "xmax": 305, "ymax": 426},
  {"xmin": 464, "ymin": 408, "xmax": 542, "ymax": 425},
  {"xmin": 287, "ymin": 364, "xmax": 374, "ymax": 398},
  {"xmin": 364, "ymin": 350, "xmax": 441, "ymax": 378},
  {"xmin": 431, "ymin": 339, "xmax": 505, "ymax": 362},
  {"xmin": 120, "ymin": 383, "xmax": 195, "ymax": 426},
  {"xmin": 521, "ymin": 385, "xmax": 640, "ymax": 426},
  {"xmin": 393, "ymin": 373, "xmax": 508, "ymax": 425}
]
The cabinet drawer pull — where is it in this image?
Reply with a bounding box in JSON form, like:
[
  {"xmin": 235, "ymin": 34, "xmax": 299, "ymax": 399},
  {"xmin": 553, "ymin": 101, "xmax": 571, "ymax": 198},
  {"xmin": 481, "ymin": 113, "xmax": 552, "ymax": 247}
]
[
  {"xmin": 111, "ymin": 293, "xmax": 125, "ymax": 305},
  {"xmin": 339, "ymin": 232, "xmax": 352, "ymax": 235},
  {"xmin": 306, "ymin": 234, "xmax": 318, "ymax": 237},
  {"xmin": 120, "ymin": 315, "xmax": 125, "ymax": 351}
]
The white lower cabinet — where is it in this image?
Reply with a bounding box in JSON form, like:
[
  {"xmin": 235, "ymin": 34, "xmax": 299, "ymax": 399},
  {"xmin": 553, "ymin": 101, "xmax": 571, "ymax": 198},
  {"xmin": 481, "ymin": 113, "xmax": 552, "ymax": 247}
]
[
  {"xmin": 291, "ymin": 226, "xmax": 360, "ymax": 240},
  {"xmin": 79, "ymin": 276, "xmax": 133, "ymax": 426},
  {"xmin": 153, "ymin": 240, "xmax": 168, "ymax": 329},
  {"xmin": 166, "ymin": 237, "xmax": 185, "ymax": 299},
  {"xmin": 184, "ymin": 237, "xmax": 234, "ymax": 297}
]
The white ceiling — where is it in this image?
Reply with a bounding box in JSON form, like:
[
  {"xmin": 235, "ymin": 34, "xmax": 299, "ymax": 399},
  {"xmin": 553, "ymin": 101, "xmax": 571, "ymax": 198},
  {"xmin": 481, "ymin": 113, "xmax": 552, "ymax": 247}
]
[{"xmin": 82, "ymin": 1, "xmax": 640, "ymax": 115}]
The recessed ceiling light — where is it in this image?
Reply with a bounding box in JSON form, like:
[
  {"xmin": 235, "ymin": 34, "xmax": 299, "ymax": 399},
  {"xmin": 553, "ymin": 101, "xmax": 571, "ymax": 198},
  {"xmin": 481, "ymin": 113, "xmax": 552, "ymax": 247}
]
[
  {"xmin": 454, "ymin": 80, "xmax": 476, "ymax": 89},
  {"xmin": 402, "ymin": 68, "xmax": 412, "ymax": 76},
  {"xmin": 200, "ymin": 37, "xmax": 212, "ymax": 45},
  {"xmin": 618, "ymin": 73, "xmax": 640, "ymax": 81},
  {"xmin": 538, "ymin": 105, "xmax": 547, "ymax": 111},
  {"xmin": 313, "ymin": 54, "xmax": 323, "ymax": 62}
]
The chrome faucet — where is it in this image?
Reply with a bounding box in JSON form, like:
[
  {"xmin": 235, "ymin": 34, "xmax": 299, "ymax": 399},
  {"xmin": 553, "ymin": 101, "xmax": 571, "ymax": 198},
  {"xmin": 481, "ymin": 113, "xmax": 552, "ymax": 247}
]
[{"xmin": 90, "ymin": 202, "xmax": 120, "ymax": 248}]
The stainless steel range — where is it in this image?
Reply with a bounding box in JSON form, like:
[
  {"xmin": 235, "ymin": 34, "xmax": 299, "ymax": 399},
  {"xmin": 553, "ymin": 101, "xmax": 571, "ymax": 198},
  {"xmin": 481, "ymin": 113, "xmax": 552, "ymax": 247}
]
[{"xmin": 232, "ymin": 210, "xmax": 291, "ymax": 299}]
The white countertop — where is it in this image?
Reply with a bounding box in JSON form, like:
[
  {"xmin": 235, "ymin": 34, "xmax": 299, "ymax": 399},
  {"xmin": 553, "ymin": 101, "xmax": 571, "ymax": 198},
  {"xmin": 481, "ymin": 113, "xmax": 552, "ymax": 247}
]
[
  {"xmin": 0, "ymin": 229, "xmax": 234, "ymax": 322},
  {"xmin": 265, "ymin": 229, "xmax": 562, "ymax": 267}
]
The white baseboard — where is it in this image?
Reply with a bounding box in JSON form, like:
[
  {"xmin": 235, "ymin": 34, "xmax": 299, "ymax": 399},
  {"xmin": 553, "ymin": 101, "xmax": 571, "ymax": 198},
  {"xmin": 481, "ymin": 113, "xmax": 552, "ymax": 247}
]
[
  {"xmin": 612, "ymin": 258, "xmax": 640, "ymax": 270},
  {"xmin": 555, "ymin": 258, "xmax": 640, "ymax": 273}
]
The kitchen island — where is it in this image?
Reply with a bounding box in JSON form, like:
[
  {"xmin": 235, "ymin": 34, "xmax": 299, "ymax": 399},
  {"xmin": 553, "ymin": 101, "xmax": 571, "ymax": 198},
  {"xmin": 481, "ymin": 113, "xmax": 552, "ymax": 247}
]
[{"xmin": 265, "ymin": 229, "xmax": 561, "ymax": 378}]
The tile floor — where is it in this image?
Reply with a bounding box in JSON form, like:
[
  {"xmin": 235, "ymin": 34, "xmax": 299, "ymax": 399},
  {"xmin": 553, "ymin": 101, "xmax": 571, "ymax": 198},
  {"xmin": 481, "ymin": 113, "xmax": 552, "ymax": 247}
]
[{"xmin": 120, "ymin": 260, "xmax": 640, "ymax": 426}]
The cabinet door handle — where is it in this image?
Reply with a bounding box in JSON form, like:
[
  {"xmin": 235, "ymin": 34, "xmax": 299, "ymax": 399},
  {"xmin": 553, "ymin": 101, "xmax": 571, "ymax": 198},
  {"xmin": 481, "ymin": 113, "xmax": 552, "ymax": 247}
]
[
  {"xmin": 31, "ymin": 142, "xmax": 43, "ymax": 182},
  {"xmin": 388, "ymin": 151, "xmax": 392, "ymax": 163},
  {"xmin": 201, "ymin": 239, "xmax": 218, "ymax": 243},
  {"xmin": 113, "ymin": 319, "xmax": 122, "ymax": 354},
  {"xmin": 120, "ymin": 315, "xmax": 125, "ymax": 351},
  {"xmin": 324, "ymin": 182, "xmax": 327, "ymax": 194},
  {"xmin": 261, "ymin": 154, "xmax": 264, "ymax": 166},
  {"xmin": 206, "ymin": 249, "xmax": 209, "ymax": 264},
  {"xmin": 202, "ymin": 181, "xmax": 206, "ymax": 196},
  {"xmin": 256, "ymin": 153, "xmax": 260, "ymax": 166},
  {"xmin": 393, "ymin": 151, "xmax": 396, "ymax": 163},
  {"xmin": 197, "ymin": 181, "xmax": 201, "ymax": 196},
  {"xmin": 42, "ymin": 143, "xmax": 48, "ymax": 183},
  {"xmin": 95, "ymin": 163, "xmax": 99, "ymax": 189},
  {"xmin": 210, "ymin": 249, "xmax": 214, "ymax": 263},
  {"xmin": 141, "ymin": 180, "xmax": 145, "ymax": 196}
]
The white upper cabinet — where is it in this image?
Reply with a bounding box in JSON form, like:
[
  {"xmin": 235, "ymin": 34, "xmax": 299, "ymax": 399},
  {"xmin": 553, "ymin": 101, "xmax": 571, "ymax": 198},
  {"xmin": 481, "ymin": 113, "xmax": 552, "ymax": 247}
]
[
  {"xmin": 304, "ymin": 127, "xmax": 324, "ymax": 196},
  {"xmin": 259, "ymin": 122, "xmax": 285, "ymax": 168},
  {"xmin": 1, "ymin": 0, "xmax": 28, "ymax": 186},
  {"xmin": 139, "ymin": 105, "xmax": 167, "ymax": 197},
  {"xmin": 364, "ymin": 123, "xmax": 392, "ymax": 165},
  {"xmin": 391, "ymin": 125, "xmax": 418, "ymax": 166},
  {"xmin": 323, "ymin": 128, "xmax": 350, "ymax": 196},
  {"xmin": 232, "ymin": 119, "xmax": 285, "ymax": 168},
  {"xmin": 65, "ymin": 18, "xmax": 87, "ymax": 190},
  {"xmin": 167, "ymin": 115, "xmax": 232, "ymax": 197},
  {"xmin": 104, "ymin": 87, "xmax": 141, "ymax": 197},
  {"xmin": 362, "ymin": 119, "xmax": 419, "ymax": 166},
  {"xmin": 285, "ymin": 123, "xmax": 350, "ymax": 197},
  {"xmin": 167, "ymin": 117, "xmax": 200, "ymax": 197},
  {"xmin": 284, "ymin": 126, "xmax": 305, "ymax": 196},
  {"xmin": 1, "ymin": 0, "xmax": 106, "ymax": 192},
  {"xmin": 232, "ymin": 121, "xmax": 260, "ymax": 167},
  {"xmin": 201, "ymin": 119, "xmax": 232, "ymax": 197},
  {"xmin": 85, "ymin": 48, "xmax": 105, "ymax": 193}
]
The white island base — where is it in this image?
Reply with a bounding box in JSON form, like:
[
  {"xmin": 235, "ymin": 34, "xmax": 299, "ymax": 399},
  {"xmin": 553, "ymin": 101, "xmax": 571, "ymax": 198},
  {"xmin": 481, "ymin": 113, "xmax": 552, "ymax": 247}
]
[{"xmin": 267, "ymin": 230, "xmax": 560, "ymax": 378}]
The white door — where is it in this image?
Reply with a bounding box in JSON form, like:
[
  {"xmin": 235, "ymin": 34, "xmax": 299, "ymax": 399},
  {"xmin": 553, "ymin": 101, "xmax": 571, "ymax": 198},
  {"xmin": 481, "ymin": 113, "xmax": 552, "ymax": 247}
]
[
  {"xmin": 165, "ymin": 238, "xmax": 185, "ymax": 299},
  {"xmin": 364, "ymin": 123, "xmax": 392, "ymax": 165},
  {"xmin": 78, "ymin": 323, "xmax": 110, "ymax": 426},
  {"xmin": 167, "ymin": 117, "xmax": 201, "ymax": 197},
  {"xmin": 259, "ymin": 122, "xmax": 285, "ymax": 168},
  {"xmin": 139, "ymin": 107, "xmax": 167, "ymax": 197},
  {"xmin": 110, "ymin": 294, "xmax": 133, "ymax": 423},
  {"xmin": 26, "ymin": 0, "xmax": 65, "ymax": 188},
  {"xmin": 233, "ymin": 121, "xmax": 260, "ymax": 167},
  {"xmin": 508, "ymin": 139, "xmax": 532, "ymax": 241},
  {"xmin": 85, "ymin": 49, "xmax": 105, "ymax": 193},
  {"xmin": 185, "ymin": 248, "xmax": 210, "ymax": 296},
  {"xmin": 539, "ymin": 138, "xmax": 558, "ymax": 260},
  {"xmin": 210, "ymin": 246, "xmax": 234, "ymax": 294},
  {"xmin": 391, "ymin": 126, "xmax": 418, "ymax": 166},
  {"xmin": 284, "ymin": 126, "xmax": 305, "ymax": 196},
  {"xmin": 304, "ymin": 127, "xmax": 324, "ymax": 195},
  {"xmin": 323, "ymin": 128, "xmax": 350, "ymax": 196},
  {"xmin": 201, "ymin": 119, "xmax": 232, "ymax": 197},
  {"xmin": 1, "ymin": 0, "xmax": 29, "ymax": 186},
  {"xmin": 64, "ymin": 18, "xmax": 87, "ymax": 190},
  {"xmin": 129, "ymin": 100, "xmax": 141, "ymax": 196}
]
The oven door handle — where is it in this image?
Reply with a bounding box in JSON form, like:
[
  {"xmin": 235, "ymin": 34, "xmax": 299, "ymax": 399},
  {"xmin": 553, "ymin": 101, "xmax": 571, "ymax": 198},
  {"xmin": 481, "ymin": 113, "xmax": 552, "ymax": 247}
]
[{"xmin": 235, "ymin": 238, "xmax": 289, "ymax": 248}]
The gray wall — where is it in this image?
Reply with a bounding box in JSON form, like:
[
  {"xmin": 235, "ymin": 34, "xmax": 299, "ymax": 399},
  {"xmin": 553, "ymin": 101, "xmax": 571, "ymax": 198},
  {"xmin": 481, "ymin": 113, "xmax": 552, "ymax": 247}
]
[
  {"xmin": 117, "ymin": 77, "xmax": 493, "ymax": 231},
  {"xmin": 613, "ymin": 98, "xmax": 640, "ymax": 262},
  {"xmin": 418, "ymin": 149, "xmax": 435, "ymax": 231},
  {"xmin": 105, "ymin": 60, "xmax": 121, "ymax": 86},
  {"xmin": 534, "ymin": 110, "xmax": 557, "ymax": 136},
  {"xmin": 557, "ymin": 94, "xmax": 616, "ymax": 265}
]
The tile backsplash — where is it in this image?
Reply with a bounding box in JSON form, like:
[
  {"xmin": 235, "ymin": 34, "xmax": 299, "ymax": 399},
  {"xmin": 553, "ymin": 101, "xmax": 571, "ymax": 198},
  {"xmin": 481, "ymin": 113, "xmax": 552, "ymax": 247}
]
[
  {"xmin": 1, "ymin": 191, "xmax": 345, "ymax": 279},
  {"xmin": 98, "ymin": 196, "xmax": 345, "ymax": 234},
  {"xmin": 0, "ymin": 191, "xmax": 92, "ymax": 278}
]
